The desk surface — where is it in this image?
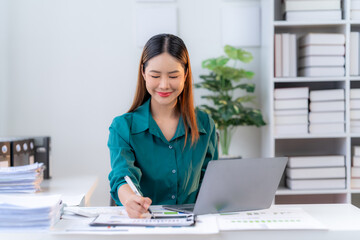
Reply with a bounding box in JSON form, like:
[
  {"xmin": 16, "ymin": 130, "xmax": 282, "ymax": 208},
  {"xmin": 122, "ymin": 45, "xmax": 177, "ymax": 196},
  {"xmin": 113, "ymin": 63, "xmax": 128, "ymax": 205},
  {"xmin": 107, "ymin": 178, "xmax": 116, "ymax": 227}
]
[
  {"xmin": 40, "ymin": 175, "xmax": 98, "ymax": 206},
  {"xmin": 1, "ymin": 204, "xmax": 360, "ymax": 240},
  {"xmin": 0, "ymin": 175, "xmax": 98, "ymax": 207}
]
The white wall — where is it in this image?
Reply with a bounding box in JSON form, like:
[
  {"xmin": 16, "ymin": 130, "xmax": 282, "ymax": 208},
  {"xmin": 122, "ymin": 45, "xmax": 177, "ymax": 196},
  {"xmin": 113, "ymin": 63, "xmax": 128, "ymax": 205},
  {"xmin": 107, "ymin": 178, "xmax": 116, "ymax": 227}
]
[
  {"xmin": 4, "ymin": 0, "xmax": 261, "ymax": 205},
  {"xmin": 0, "ymin": 0, "xmax": 9, "ymax": 135}
]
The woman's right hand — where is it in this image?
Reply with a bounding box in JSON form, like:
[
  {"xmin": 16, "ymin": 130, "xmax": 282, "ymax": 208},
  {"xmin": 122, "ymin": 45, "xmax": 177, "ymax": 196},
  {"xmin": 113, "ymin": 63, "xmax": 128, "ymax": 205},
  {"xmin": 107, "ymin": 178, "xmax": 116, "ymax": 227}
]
[
  {"xmin": 118, "ymin": 183, "xmax": 152, "ymax": 218},
  {"xmin": 123, "ymin": 194, "xmax": 152, "ymax": 218}
]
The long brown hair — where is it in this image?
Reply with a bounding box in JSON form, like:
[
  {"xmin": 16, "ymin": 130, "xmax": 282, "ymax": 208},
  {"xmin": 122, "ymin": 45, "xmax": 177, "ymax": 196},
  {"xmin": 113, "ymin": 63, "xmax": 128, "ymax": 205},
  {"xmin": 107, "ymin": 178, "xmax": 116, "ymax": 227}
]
[{"xmin": 128, "ymin": 34, "xmax": 199, "ymax": 146}]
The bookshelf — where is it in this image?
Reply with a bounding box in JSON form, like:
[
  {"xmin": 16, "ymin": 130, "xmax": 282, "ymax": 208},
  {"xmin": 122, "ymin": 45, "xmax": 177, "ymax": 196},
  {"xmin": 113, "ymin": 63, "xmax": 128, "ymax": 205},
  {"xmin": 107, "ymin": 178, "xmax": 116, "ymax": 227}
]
[{"xmin": 260, "ymin": 0, "xmax": 360, "ymax": 207}]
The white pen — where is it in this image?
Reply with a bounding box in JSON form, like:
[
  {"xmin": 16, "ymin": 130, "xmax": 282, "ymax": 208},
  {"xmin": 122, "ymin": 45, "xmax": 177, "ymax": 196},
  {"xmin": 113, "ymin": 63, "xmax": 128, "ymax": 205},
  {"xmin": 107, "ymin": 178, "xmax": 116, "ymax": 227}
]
[{"xmin": 124, "ymin": 176, "xmax": 153, "ymax": 217}]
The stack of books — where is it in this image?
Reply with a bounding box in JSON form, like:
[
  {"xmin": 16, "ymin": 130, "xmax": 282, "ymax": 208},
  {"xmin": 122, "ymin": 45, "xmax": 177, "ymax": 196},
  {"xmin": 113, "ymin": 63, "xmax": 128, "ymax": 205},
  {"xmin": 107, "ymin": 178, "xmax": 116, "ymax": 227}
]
[
  {"xmin": 286, "ymin": 155, "xmax": 346, "ymax": 190},
  {"xmin": 298, "ymin": 33, "xmax": 346, "ymax": 77},
  {"xmin": 0, "ymin": 162, "xmax": 44, "ymax": 193},
  {"xmin": 350, "ymin": 32, "xmax": 360, "ymax": 76},
  {"xmin": 274, "ymin": 87, "xmax": 309, "ymax": 135},
  {"xmin": 309, "ymin": 89, "xmax": 345, "ymax": 134},
  {"xmin": 0, "ymin": 194, "xmax": 62, "ymax": 230},
  {"xmin": 283, "ymin": 0, "xmax": 342, "ymax": 21},
  {"xmin": 351, "ymin": 0, "xmax": 360, "ymax": 20},
  {"xmin": 351, "ymin": 89, "xmax": 360, "ymax": 133},
  {"xmin": 274, "ymin": 33, "xmax": 297, "ymax": 77},
  {"xmin": 352, "ymin": 146, "xmax": 360, "ymax": 188}
]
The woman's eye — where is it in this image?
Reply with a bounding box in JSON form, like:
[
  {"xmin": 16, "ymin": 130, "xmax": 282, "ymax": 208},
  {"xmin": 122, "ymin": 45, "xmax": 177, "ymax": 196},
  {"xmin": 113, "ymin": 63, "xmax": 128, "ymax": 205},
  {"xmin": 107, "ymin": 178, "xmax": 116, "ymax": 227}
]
[
  {"xmin": 151, "ymin": 75, "xmax": 160, "ymax": 79},
  {"xmin": 169, "ymin": 76, "xmax": 178, "ymax": 79}
]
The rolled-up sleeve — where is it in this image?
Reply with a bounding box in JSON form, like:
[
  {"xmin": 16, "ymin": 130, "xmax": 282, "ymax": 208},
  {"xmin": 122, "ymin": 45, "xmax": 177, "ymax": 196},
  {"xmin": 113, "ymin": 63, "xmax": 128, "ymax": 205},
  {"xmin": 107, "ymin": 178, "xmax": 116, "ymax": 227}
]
[{"xmin": 108, "ymin": 117, "xmax": 142, "ymax": 206}]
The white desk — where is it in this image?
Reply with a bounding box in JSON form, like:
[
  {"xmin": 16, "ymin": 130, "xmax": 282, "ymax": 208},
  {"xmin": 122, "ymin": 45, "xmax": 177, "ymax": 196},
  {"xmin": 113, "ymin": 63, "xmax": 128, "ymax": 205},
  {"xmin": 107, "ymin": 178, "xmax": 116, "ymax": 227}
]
[
  {"xmin": 40, "ymin": 175, "xmax": 98, "ymax": 206},
  {"xmin": 1, "ymin": 204, "xmax": 360, "ymax": 239},
  {"xmin": 0, "ymin": 175, "xmax": 98, "ymax": 208},
  {"xmin": 220, "ymin": 204, "xmax": 360, "ymax": 240}
]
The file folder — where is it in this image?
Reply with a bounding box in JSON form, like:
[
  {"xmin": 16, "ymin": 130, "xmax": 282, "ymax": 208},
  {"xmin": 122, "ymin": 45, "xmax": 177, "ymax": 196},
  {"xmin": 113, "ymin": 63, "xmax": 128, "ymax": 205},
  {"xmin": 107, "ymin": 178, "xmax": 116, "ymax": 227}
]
[
  {"xmin": 0, "ymin": 136, "xmax": 51, "ymax": 179},
  {"xmin": 11, "ymin": 138, "xmax": 35, "ymax": 167},
  {"xmin": 0, "ymin": 140, "xmax": 10, "ymax": 167},
  {"xmin": 34, "ymin": 136, "xmax": 51, "ymax": 179}
]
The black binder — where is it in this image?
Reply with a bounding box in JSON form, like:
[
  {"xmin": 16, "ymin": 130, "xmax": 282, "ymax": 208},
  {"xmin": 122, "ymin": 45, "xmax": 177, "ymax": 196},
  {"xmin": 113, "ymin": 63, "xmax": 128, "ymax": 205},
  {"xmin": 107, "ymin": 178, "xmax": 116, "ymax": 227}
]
[{"xmin": 33, "ymin": 136, "xmax": 51, "ymax": 179}]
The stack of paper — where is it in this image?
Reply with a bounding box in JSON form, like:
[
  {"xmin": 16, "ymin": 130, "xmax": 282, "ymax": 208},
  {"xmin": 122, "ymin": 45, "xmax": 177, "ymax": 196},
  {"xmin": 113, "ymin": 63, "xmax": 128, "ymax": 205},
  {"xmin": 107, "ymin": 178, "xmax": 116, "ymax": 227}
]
[
  {"xmin": 0, "ymin": 194, "xmax": 62, "ymax": 230},
  {"xmin": 0, "ymin": 162, "xmax": 45, "ymax": 193},
  {"xmin": 274, "ymin": 87, "xmax": 309, "ymax": 135},
  {"xmin": 286, "ymin": 155, "xmax": 346, "ymax": 190},
  {"xmin": 308, "ymin": 89, "xmax": 345, "ymax": 134},
  {"xmin": 298, "ymin": 33, "xmax": 345, "ymax": 77},
  {"xmin": 352, "ymin": 146, "xmax": 360, "ymax": 189},
  {"xmin": 274, "ymin": 33, "xmax": 297, "ymax": 77},
  {"xmin": 283, "ymin": 0, "xmax": 342, "ymax": 21},
  {"xmin": 351, "ymin": 89, "xmax": 360, "ymax": 133},
  {"xmin": 351, "ymin": 0, "xmax": 360, "ymax": 20}
]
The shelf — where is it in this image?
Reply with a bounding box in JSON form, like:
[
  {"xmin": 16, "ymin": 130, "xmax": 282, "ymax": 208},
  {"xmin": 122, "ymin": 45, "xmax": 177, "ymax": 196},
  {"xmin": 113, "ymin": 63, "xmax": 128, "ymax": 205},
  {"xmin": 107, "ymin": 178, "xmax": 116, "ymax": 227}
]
[
  {"xmin": 275, "ymin": 134, "xmax": 347, "ymax": 140},
  {"xmin": 274, "ymin": 20, "xmax": 347, "ymax": 27},
  {"xmin": 350, "ymin": 21, "xmax": 360, "ymax": 25},
  {"xmin": 350, "ymin": 77, "xmax": 360, "ymax": 81},
  {"xmin": 276, "ymin": 187, "xmax": 348, "ymax": 195},
  {"xmin": 274, "ymin": 77, "xmax": 346, "ymax": 83},
  {"xmin": 263, "ymin": 0, "xmax": 356, "ymax": 205}
]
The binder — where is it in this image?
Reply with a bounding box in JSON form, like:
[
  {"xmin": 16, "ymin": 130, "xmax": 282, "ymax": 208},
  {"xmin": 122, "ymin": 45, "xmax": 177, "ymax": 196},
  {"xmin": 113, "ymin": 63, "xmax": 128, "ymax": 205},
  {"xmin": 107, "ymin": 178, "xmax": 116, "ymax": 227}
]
[
  {"xmin": 11, "ymin": 138, "xmax": 35, "ymax": 167},
  {"xmin": 34, "ymin": 136, "xmax": 51, "ymax": 179},
  {"xmin": 0, "ymin": 140, "xmax": 11, "ymax": 167},
  {"xmin": 0, "ymin": 136, "xmax": 50, "ymax": 178}
]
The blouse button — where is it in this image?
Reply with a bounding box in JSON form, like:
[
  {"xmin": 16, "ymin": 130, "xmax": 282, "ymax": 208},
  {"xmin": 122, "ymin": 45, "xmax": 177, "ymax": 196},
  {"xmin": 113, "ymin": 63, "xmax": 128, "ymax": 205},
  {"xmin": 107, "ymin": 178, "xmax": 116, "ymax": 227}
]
[
  {"xmin": 171, "ymin": 195, "xmax": 175, "ymax": 199},
  {"xmin": 169, "ymin": 145, "xmax": 173, "ymax": 149},
  {"xmin": 172, "ymin": 169, "xmax": 176, "ymax": 174}
]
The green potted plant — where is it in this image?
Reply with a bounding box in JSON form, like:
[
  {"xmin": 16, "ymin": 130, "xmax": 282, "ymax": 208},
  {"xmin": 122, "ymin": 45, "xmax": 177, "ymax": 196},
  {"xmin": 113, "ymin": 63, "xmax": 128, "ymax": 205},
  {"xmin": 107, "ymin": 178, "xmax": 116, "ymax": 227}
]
[{"xmin": 195, "ymin": 45, "xmax": 266, "ymax": 156}]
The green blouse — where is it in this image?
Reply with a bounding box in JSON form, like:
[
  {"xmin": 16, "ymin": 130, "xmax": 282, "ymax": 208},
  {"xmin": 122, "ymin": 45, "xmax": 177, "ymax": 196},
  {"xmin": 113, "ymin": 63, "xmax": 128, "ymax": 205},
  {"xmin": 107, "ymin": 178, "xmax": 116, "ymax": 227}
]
[{"xmin": 108, "ymin": 98, "xmax": 218, "ymax": 206}]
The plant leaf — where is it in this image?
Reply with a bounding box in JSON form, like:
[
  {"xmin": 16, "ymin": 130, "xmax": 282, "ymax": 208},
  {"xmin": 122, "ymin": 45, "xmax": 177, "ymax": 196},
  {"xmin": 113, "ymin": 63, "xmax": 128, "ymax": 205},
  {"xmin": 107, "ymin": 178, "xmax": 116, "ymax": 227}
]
[
  {"xmin": 235, "ymin": 95, "xmax": 256, "ymax": 103},
  {"xmin": 224, "ymin": 45, "xmax": 253, "ymax": 63},
  {"xmin": 233, "ymin": 83, "xmax": 255, "ymax": 92},
  {"xmin": 202, "ymin": 56, "xmax": 229, "ymax": 70}
]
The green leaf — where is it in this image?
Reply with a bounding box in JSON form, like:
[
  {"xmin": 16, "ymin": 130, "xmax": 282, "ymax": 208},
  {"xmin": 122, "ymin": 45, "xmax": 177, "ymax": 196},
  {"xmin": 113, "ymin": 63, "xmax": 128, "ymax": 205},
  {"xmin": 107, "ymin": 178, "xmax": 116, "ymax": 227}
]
[
  {"xmin": 245, "ymin": 71, "xmax": 255, "ymax": 79},
  {"xmin": 199, "ymin": 75, "xmax": 216, "ymax": 81},
  {"xmin": 211, "ymin": 67, "xmax": 253, "ymax": 81},
  {"xmin": 202, "ymin": 56, "xmax": 229, "ymax": 70},
  {"xmin": 194, "ymin": 82, "xmax": 219, "ymax": 92},
  {"xmin": 235, "ymin": 95, "xmax": 256, "ymax": 103},
  {"xmin": 233, "ymin": 83, "xmax": 255, "ymax": 92},
  {"xmin": 224, "ymin": 45, "xmax": 253, "ymax": 63},
  {"xmin": 224, "ymin": 45, "xmax": 238, "ymax": 60}
]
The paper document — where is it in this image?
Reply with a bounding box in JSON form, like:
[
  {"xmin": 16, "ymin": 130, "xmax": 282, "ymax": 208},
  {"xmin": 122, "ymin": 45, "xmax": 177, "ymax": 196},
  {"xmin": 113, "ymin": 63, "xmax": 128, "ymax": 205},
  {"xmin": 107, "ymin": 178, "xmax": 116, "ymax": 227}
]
[
  {"xmin": 89, "ymin": 205, "xmax": 195, "ymax": 227},
  {"xmin": 90, "ymin": 214, "xmax": 194, "ymax": 227},
  {"xmin": 217, "ymin": 207, "xmax": 327, "ymax": 230},
  {"xmin": 63, "ymin": 205, "xmax": 190, "ymax": 219},
  {"xmin": 54, "ymin": 206, "xmax": 219, "ymax": 235}
]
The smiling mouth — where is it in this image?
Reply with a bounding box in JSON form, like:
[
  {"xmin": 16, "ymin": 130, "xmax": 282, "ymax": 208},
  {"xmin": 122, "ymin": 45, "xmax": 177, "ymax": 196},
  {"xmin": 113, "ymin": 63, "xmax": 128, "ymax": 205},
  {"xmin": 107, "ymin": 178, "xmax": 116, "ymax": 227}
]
[{"xmin": 157, "ymin": 92, "xmax": 172, "ymax": 97}]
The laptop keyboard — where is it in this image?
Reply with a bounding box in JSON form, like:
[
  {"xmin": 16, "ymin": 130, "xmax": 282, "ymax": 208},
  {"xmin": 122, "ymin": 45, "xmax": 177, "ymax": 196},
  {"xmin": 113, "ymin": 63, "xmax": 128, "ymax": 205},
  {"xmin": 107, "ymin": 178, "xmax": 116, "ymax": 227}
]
[{"xmin": 163, "ymin": 204, "xmax": 195, "ymax": 213}]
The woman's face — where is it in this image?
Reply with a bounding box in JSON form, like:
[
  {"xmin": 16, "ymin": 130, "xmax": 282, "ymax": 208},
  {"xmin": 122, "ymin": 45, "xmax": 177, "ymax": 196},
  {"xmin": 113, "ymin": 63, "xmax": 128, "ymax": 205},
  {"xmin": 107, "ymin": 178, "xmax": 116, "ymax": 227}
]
[{"xmin": 142, "ymin": 52, "xmax": 186, "ymax": 108}]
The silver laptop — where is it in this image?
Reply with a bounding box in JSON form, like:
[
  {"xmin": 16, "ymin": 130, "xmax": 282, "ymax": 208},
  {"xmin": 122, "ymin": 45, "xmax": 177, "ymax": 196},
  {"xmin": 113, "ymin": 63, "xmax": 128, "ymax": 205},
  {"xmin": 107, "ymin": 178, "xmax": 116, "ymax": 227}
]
[{"xmin": 163, "ymin": 157, "xmax": 288, "ymax": 215}]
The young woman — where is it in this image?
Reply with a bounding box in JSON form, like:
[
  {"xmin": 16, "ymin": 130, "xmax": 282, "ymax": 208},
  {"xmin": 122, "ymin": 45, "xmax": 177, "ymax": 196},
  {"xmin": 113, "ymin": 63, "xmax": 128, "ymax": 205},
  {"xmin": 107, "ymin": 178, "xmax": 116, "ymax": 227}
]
[{"xmin": 108, "ymin": 34, "xmax": 218, "ymax": 218}]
